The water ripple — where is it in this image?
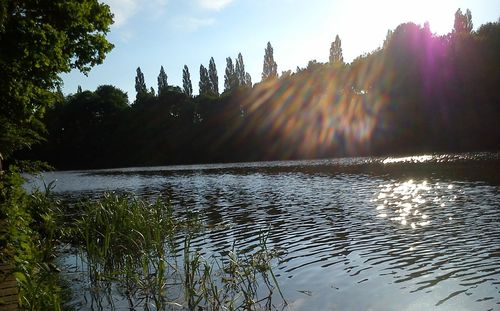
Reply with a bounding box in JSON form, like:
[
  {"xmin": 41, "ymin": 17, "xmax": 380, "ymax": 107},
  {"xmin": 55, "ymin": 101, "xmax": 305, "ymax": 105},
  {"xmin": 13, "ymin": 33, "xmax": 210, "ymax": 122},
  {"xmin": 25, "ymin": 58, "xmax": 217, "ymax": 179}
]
[{"xmin": 30, "ymin": 152, "xmax": 500, "ymax": 310}]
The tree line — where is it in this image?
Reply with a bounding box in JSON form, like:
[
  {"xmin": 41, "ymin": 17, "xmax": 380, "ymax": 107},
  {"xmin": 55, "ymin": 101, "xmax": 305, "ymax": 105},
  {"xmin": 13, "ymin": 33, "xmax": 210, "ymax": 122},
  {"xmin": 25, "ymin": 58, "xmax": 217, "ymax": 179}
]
[{"xmin": 21, "ymin": 9, "xmax": 500, "ymax": 169}]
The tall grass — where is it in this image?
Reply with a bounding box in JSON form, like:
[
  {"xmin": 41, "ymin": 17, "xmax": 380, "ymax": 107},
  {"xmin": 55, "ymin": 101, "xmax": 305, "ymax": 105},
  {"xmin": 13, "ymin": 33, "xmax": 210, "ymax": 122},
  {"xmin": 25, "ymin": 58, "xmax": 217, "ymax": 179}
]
[
  {"xmin": 70, "ymin": 193, "xmax": 286, "ymax": 310},
  {"xmin": 0, "ymin": 168, "xmax": 67, "ymax": 310}
]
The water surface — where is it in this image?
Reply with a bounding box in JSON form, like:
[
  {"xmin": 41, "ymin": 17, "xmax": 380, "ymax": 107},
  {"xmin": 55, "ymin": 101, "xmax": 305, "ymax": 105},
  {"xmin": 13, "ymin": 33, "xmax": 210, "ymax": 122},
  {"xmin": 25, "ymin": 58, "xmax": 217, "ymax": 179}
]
[{"xmin": 30, "ymin": 153, "xmax": 500, "ymax": 310}]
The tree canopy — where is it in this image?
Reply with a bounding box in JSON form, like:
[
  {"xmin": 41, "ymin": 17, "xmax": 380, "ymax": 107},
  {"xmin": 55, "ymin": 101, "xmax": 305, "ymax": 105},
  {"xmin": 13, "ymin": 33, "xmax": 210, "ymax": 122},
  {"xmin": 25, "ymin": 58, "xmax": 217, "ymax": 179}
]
[
  {"xmin": 19, "ymin": 9, "xmax": 500, "ymax": 169},
  {"xmin": 182, "ymin": 65, "xmax": 193, "ymax": 97},
  {"xmin": 199, "ymin": 65, "xmax": 211, "ymax": 96},
  {"xmin": 224, "ymin": 57, "xmax": 237, "ymax": 92},
  {"xmin": 262, "ymin": 42, "xmax": 278, "ymax": 81},
  {"xmin": 208, "ymin": 57, "xmax": 219, "ymax": 96},
  {"xmin": 0, "ymin": 0, "xmax": 114, "ymax": 161},
  {"xmin": 329, "ymin": 35, "xmax": 344, "ymax": 65},
  {"xmin": 157, "ymin": 66, "xmax": 168, "ymax": 96}
]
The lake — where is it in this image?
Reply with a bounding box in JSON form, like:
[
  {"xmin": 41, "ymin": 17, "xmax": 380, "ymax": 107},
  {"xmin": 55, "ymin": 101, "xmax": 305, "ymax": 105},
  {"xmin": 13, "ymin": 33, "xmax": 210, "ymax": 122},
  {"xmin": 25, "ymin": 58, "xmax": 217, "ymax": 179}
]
[{"xmin": 28, "ymin": 152, "xmax": 500, "ymax": 310}]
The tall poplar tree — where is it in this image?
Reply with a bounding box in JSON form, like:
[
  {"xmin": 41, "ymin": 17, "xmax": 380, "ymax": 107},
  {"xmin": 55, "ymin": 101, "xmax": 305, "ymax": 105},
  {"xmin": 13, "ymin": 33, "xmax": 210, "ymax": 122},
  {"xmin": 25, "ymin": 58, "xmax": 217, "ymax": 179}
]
[
  {"xmin": 235, "ymin": 53, "xmax": 247, "ymax": 86},
  {"xmin": 262, "ymin": 42, "xmax": 278, "ymax": 81},
  {"xmin": 157, "ymin": 66, "xmax": 168, "ymax": 96},
  {"xmin": 329, "ymin": 35, "xmax": 344, "ymax": 65},
  {"xmin": 199, "ymin": 64, "xmax": 211, "ymax": 96},
  {"xmin": 208, "ymin": 57, "xmax": 219, "ymax": 96},
  {"xmin": 453, "ymin": 8, "xmax": 473, "ymax": 34},
  {"xmin": 182, "ymin": 65, "xmax": 193, "ymax": 97},
  {"xmin": 135, "ymin": 67, "xmax": 147, "ymax": 97},
  {"xmin": 245, "ymin": 73, "xmax": 252, "ymax": 87},
  {"xmin": 224, "ymin": 57, "xmax": 237, "ymax": 92}
]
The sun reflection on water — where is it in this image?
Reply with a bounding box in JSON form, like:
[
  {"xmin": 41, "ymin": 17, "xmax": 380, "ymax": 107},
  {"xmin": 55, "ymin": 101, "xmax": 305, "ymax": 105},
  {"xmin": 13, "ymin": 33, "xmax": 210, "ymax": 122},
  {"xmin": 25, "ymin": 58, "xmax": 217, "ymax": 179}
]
[
  {"xmin": 382, "ymin": 155, "xmax": 433, "ymax": 164},
  {"xmin": 373, "ymin": 178, "xmax": 456, "ymax": 229}
]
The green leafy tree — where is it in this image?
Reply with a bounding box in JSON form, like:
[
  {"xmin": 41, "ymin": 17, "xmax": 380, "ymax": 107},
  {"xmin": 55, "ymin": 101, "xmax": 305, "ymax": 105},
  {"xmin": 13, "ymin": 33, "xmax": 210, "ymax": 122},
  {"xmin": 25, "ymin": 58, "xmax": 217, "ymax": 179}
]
[
  {"xmin": 329, "ymin": 35, "xmax": 344, "ymax": 65},
  {"xmin": 262, "ymin": 42, "xmax": 278, "ymax": 81},
  {"xmin": 224, "ymin": 57, "xmax": 237, "ymax": 92},
  {"xmin": 208, "ymin": 57, "xmax": 219, "ymax": 96},
  {"xmin": 453, "ymin": 8, "xmax": 473, "ymax": 34},
  {"xmin": 235, "ymin": 53, "xmax": 247, "ymax": 87},
  {"xmin": 199, "ymin": 65, "xmax": 211, "ymax": 96},
  {"xmin": 135, "ymin": 67, "xmax": 147, "ymax": 95},
  {"xmin": 182, "ymin": 65, "xmax": 193, "ymax": 97},
  {"xmin": 0, "ymin": 0, "xmax": 114, "ymax": 161},
  {"xmin": 157, "ymin": 66, "xmax": 168, "ymax": 96},
  {"xmin": 245, "ymin": 73, "xmax": 252, "ymax": 87}
]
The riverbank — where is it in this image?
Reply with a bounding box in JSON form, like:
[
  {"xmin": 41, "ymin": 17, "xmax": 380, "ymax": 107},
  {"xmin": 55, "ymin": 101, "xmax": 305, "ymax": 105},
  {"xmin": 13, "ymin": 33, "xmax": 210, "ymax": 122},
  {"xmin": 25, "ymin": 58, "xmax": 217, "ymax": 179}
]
[
  {"xmin": 0, "ymin": 168, "xmax": 65, "ymax": 310},
  {"xmin": 1, "ymin": 168, "xmax": 285, "ymax": 310}
]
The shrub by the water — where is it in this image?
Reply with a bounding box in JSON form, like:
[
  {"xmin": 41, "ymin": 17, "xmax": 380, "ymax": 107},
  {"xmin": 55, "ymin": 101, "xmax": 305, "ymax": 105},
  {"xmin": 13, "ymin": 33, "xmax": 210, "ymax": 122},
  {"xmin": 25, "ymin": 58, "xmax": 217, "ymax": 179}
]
[{"xmin": 0, "ymin": 167, "xmax": 66, "ymax": 310}]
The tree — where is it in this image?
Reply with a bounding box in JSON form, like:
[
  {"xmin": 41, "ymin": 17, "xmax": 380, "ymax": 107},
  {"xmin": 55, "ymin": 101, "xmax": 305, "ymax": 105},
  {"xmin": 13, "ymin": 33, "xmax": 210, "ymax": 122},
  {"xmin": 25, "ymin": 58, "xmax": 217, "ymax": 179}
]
[
  {"xmin": 157, "ymin": 66, "xmax": 168, "ymax": 96},
  {"xmin": 135, "ymin": 67, "xmax": 147, "ymax": 96},
  {"xmin": 329, "ymin": 35, "xmax": 344, "ymax": 65},
  {"xmin": 235, "ymin": 53, "xmax": 247, "ymax": 87},
  {"xmin": 0, "ymin": 0, "xmax": 114, "ymax": 161},
  {"xmin": 199, "ymin": 65, "xmax": 211, "ymax": 96},
  {"xmin": 208, "ymin": 57, "xmax": 219, "ymax": 96},
  {"xmin": 245, "ymin": 73, "xmax": 252, "ymax": 87},
  {"xmin": 453, "ymin": 8, "xmax": 473, "ymax": 34},
  {"xmin": 262, "ymin": 42, "xmax": 278, "ymax": 81},
  {"xmin": 182, "ymin": 65, "xmax": 193, "ymax": 97},
  {"xmin": 94, "ymin": 85, "xmax": 129, "ymax": 112},
  {"xmin": 224, "ymin": 57, "xmax": 237, "ymax": 92}
]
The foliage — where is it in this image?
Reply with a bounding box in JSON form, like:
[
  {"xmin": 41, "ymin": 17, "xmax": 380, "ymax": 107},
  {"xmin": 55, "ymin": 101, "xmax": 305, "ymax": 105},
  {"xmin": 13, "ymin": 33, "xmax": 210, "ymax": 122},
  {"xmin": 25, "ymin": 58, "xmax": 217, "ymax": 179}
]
[
  {"xmin": 329, "ymin": 34, "xmax": 344, "ymax": 65},
  {"xmin": 262, "ymin": 42, "xmax": 278, "ymax": 81},
  {"xmin": 0, "ymin": 168, "xmax": 66, "ymax": 310},
  {"xmin": 236, "ymin": 52, "xmax": 251, "ymax": 87},
  {"xmin": 20, "ymin": 10, "xmax": 500, "ymax": 169},
  {"xmin": 182, "ymin": 65, "xmax": 193, "ymax": 97},
  {"xmin": 199, "ymin": 64, "xmax": 211, "ymax": 96},
  {"xmin": 224, "ymin": 57, "xmax": 237, "ymax": 92},
  {"xmin": 134, "ymin": 66, "xmax": 147, "ymax": 99},
  {"xmin": 157, "ymin": 65, "xmax": 169, "ymax": 96},
  {"xmin": 454, "ymin": 8, "xmax": 473, "ymax": 34},
  {"xmin": 67, "ymin": 193, "xmax": 285, "ymax": 310},
  {"xmin": 226, "ymin": 53, "xmax": 252, "ymax": 92},
  {"xmin": 0, "ymin": 0, "xmax": 114, "ymax": 160},
  {"xmin": 209, "ymin": 57, "xmax": 219, "ymax": 96}
]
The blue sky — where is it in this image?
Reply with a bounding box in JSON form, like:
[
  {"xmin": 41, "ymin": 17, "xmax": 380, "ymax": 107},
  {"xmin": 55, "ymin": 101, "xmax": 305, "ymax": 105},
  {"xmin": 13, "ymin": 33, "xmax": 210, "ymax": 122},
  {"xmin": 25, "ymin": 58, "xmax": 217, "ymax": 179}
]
[{"xmin": 61, "ymin": 0, "xmax": 499, "ymax": 101}]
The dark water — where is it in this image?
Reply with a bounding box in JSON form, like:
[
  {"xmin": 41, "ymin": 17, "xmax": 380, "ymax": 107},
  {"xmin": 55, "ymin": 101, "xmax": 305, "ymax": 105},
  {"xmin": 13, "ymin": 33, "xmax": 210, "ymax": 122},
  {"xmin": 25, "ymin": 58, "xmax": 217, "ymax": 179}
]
[{"xmin": 29, "ymin": 153, "xmax": 500, "ymax": 310}]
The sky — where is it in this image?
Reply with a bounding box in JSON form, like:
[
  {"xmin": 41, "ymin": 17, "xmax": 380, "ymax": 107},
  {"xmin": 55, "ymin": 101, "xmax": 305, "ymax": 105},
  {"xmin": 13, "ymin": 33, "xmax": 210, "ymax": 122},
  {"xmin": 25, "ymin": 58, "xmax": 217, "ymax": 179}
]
[{"xmin": 61, "ymin": 0, "xmax": 499, "ymax": 101}]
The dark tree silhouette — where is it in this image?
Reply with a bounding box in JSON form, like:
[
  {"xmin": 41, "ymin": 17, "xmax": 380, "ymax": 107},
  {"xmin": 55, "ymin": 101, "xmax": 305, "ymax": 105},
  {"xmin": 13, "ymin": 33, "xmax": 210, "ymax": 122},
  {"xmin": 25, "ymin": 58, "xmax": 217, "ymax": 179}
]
[
  {"xmin": 224, "ymin": 57, "xmax": 237, "ymax": 92},
  {"xmin": 182, "ymin": 65, "xmax": 193, "ymax": 97},
  {"xmin": 209, "ymin": 57, "xmax": 219, "ymax": 96},
  {"xmin": 157, "ymin": 66, "xmax": 168, "ymax": 96},
  {"xmin": 135, "ymin": 67, "xmax": 147, "ymax": 96},
  {"xmin": 21, "ymin": 9, "xmax": 500, "ymax": 169},
  {"xmin": 199, "ymin": 64, "xmax": 211, "ymax": 96},
  {"xmin": 262, "ymin": 42, "xmax": 278, "ymax": 81},
  {"xmin": 235, "ymin": 53, "xmax": 248, "ymax": 87}
]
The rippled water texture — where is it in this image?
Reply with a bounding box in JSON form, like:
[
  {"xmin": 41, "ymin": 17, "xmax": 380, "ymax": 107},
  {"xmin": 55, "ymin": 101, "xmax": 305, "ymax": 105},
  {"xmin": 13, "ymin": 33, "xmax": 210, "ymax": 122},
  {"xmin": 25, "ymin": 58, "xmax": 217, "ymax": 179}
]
[{"xmin": 29, "ymin": 153, "xmax": 500, "ymax": 310}]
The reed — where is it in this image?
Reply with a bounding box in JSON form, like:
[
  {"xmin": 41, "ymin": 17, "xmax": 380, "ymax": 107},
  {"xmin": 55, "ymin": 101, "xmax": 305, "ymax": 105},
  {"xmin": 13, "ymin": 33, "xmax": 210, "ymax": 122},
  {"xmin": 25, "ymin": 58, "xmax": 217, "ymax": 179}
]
[{"xmin": 70, "ymin": 192, "xmax": 287, "ymax": 310}]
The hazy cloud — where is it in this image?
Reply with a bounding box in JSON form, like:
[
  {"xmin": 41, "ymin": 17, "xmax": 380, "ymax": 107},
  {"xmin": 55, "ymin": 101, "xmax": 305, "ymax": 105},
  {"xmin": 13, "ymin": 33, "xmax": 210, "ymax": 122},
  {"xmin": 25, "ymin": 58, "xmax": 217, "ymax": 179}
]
[
  {"xmin": 103, "ymin": 0, "xmax": 168, "ymax": 28},
  {"xmin": 174, "ymin": 16, "xmax": 216, "ymax": 32},
  {"xmin": 197, "ymin": 0, "xmax": 234, "ymax": 11}
]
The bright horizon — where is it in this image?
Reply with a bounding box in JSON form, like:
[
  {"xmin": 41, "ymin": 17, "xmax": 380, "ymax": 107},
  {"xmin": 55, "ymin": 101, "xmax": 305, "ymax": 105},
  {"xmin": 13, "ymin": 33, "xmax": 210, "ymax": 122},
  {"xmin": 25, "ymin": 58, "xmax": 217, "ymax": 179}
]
[{"xmin": 61, "ymin": 0, "xmax": 499, "ymax": 100}]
